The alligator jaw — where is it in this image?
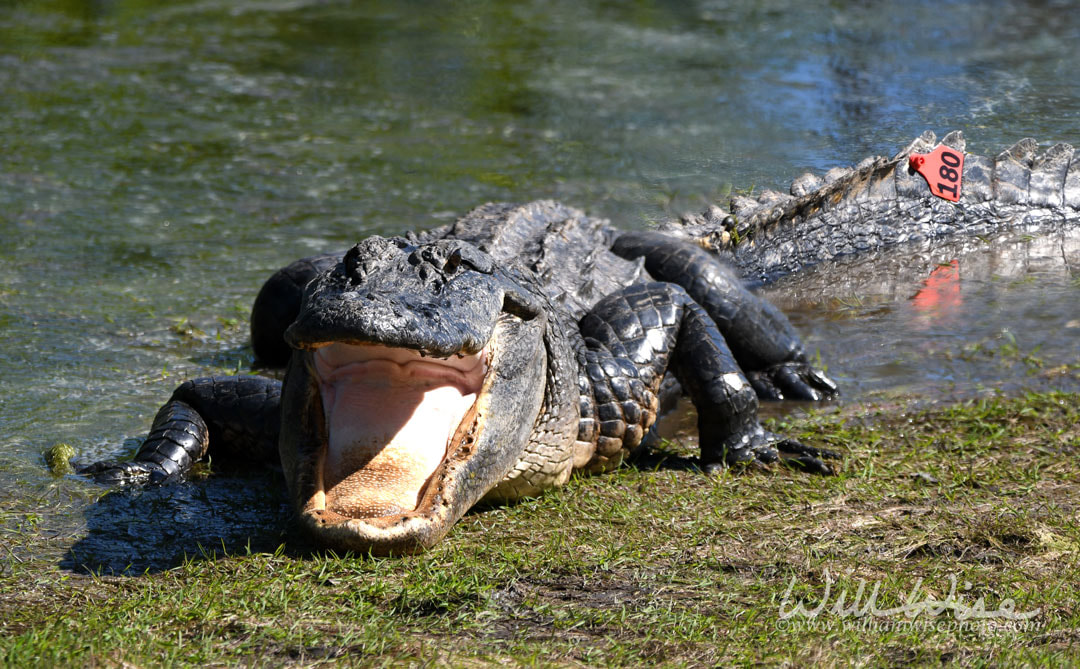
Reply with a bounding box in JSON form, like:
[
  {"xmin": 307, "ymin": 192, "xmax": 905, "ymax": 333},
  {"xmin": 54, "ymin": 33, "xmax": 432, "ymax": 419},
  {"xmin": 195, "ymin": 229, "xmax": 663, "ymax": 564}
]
[
  {"xmin": 279, "ymin": 315, "xmax": 548, "ymax": 555},
  {"xmin": 311, "ymin": 342, "xmax": 489, "ymax": 520},
  {"xmin": 296, "ymin": 342, "xmax": 493, "ymax": 555}
]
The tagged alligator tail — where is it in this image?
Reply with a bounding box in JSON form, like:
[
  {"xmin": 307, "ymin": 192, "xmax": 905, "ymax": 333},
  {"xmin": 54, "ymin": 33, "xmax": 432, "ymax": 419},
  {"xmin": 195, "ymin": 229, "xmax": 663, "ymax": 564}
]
[{"xmin": 664, "ymin": 130, "xmax": 1080, "ymax": 281}]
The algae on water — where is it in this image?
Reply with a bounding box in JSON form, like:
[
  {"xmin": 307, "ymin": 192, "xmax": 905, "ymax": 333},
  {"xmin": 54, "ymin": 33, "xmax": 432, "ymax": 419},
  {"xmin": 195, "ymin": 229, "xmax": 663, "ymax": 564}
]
[{"xmin": 45, "ymin": 442, "xmax": 76, "ymax": 476}]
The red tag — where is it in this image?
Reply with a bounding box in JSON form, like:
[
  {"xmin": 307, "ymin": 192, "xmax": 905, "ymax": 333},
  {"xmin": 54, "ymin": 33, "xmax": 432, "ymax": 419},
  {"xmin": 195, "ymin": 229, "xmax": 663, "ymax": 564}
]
[{"xmin": 908, "ymin": 145, "xmax": 964, "ymax": 202}]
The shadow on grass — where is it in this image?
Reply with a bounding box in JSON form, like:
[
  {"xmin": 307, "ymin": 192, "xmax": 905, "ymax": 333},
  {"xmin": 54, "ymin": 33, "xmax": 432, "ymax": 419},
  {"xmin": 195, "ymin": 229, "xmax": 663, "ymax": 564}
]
[
  {"xmin": 60, "ymin": 439, "xmax": 711, "ymax": 576},
  {"xmin": 629, "ymin": 447, "xmax": 702, "ymax": 473},
  {"xmin": 61, "ymin": 473, "xmax": 305, "ymax": 575}
]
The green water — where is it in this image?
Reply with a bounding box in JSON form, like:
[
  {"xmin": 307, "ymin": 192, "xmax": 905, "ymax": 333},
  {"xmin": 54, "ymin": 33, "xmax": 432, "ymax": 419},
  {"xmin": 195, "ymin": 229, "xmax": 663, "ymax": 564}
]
[{"xmin": 2, "ymin": 0, "xmax": 1078, "ymax": 570}]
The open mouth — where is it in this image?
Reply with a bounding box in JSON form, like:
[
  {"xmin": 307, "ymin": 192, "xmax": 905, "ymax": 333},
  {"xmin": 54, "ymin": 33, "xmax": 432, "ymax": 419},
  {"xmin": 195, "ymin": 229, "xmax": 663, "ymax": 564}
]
[{"xmin": 309, "ymin": 342, "xmax": 491, "ymax": 520}]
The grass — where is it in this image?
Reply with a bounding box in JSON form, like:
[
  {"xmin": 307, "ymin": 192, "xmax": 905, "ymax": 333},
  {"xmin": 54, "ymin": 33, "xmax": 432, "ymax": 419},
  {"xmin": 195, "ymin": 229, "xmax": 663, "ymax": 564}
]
[{"xmin": 3, "ymin": 391, "xmax": 1080, "ymax": 666}]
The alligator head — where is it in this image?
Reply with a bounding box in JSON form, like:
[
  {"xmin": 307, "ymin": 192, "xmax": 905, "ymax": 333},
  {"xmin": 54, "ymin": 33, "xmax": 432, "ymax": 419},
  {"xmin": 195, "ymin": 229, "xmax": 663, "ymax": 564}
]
[{"xmin": 278, "ymin": 236, "xmax": 566, "ymax": 555}]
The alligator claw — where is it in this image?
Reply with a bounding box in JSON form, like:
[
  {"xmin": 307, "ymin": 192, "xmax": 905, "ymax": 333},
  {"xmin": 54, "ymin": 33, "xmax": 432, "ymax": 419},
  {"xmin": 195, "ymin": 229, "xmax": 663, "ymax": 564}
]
[
  {"xmin": 77, "ymin": 460, "xmax": 170, "ymax": 486},
  {"xmin": 748, "ymin": 362, "xmax": 838, "ymax": 401},
  {"xmin": 703, "ymin": 430, "xmax": 839, "ymax": 476},
  {"xmin": 775, "ymin": 439, "xmax": 839, "ymax": 475}
]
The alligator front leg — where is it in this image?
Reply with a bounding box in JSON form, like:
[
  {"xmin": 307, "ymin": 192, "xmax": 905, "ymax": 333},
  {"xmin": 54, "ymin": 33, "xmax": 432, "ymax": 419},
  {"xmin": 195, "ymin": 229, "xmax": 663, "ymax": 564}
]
[
  {"xmin": 578, "ymin": 282, "xmax": 836, "ymax": 475},
  {"xmin": 80, "ymin": 376, "xmax": 281, "ymax": 485},
  {"xmin": 251, "ymin": 254, "xmax": 341, "ymax": 366},
  {"xmin": 611, "ymin": 231, "xmax": 837, "ymax": 401}
]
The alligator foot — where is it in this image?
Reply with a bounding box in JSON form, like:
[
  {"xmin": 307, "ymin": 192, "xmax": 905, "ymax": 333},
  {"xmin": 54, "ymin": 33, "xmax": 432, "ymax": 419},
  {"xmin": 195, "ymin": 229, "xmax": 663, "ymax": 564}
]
[
  {"xmin": 610, "ymin": 231, "xmax": 840, "ymax": 405},
  {"xmin": 77, "ymin": 460, "xmax": 172, "ymax": 485},
  {"xmin": 80, "ymin": 377, "xmax": 282, "ymax": 488},
  {"xmin": 747, "ymin": 362, "xmax": 838, "ymax": 402},
  {"xmin": 703, "ymin": 428, "xmax": 840, "ymax": 476}
]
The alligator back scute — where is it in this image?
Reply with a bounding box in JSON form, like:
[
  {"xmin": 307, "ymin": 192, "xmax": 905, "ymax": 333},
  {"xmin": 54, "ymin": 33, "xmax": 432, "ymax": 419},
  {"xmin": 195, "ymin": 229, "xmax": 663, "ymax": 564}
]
[
  {"xmin": 451, "ymin": 200, "xmax": 649, "ymax": 320},
  {"xmin": 1029, "ymin": 143, "xmax": 1073, "ymax": 209},
  {"xmin": 789, "ymin": 172, "xmax": 823, "ymax": 197},
  {"xmin": 939, "ymin": 130, "xmax": 967, "ymax": 153},
  {"xmin": 859, "ymin": 156, "xmax": 899, "ymax": 203},
  {"xmin": 962, "ymin": 153, "xmax": 995, "ymax": 203},
  {"xmin": 1066, "ymin": 152, "xmax": 1080, "ymax": 210},
  {"xmin": 994, "ymin": 138, "xmax": 1039, "ymax": 205}
]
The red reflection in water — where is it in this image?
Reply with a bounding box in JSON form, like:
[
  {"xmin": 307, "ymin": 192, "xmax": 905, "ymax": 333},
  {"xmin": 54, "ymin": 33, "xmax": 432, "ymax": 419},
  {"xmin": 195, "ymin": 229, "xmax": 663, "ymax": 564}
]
[{"xmin": 911, "ymin": 260, "xmax": 962, "ymax": 314}]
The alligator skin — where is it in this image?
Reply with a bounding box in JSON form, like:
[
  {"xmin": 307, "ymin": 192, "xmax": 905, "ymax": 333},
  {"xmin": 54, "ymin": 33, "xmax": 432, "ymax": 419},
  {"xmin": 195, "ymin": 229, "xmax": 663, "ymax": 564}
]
[
  {"xmin": 81, "ymin": 131, "xmax": 1079, "ymax": 554},
  {"xmin": 668, "ymin": 131, "xmax": 1080, "ymax": 281}
]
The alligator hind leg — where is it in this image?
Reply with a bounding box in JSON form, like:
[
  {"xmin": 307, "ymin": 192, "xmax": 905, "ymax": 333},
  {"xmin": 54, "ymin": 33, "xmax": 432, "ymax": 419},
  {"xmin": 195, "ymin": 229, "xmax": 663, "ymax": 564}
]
[
  {"xmin": 611, "ymin": 231, "xmax": 837, "ymax": 401},
  {"xmin": 80, "ymin": 376, "xmax": 282, "ymax": 485},
  {"xmin": 579, "ymin": 282, "xmax": 835, "ymax": 474}
]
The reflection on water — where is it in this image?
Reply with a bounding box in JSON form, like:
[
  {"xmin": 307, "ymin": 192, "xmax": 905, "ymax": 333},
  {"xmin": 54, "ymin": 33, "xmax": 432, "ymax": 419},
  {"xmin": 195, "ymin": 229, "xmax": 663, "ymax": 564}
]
[
  {"xmin": 764, "ymin": 229, "xmax": 1080, "ymax": 400},
  {"xmin": 1, "ymin": 0, "xmax": 1078, "ymax": 566}
]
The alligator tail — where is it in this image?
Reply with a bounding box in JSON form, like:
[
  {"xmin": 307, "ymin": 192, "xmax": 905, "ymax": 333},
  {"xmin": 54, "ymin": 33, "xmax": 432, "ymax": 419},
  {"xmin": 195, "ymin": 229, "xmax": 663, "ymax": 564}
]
[{"xmin": 663, "ymin": 131, "xmax": 1080, "ymax": 281}]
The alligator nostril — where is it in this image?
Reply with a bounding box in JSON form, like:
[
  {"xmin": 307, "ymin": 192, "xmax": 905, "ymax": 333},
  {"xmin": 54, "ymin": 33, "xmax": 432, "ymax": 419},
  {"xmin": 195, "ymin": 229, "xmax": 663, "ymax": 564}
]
[{"xmin": 344, "ymin": 245, "xmax": 363, "ymax": 281}]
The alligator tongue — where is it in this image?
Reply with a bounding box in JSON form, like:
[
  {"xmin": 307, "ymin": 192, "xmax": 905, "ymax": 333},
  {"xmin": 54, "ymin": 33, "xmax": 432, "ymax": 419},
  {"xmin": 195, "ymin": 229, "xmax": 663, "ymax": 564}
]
[{"xmin": 314, "ymin": 344, "xmax": 484, "ymax": 518}]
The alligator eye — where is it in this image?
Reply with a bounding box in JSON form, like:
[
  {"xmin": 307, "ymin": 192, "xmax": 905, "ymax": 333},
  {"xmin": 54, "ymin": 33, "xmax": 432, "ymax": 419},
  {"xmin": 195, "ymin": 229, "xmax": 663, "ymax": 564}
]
[
  {"xmin": 445, "ymin": 244, "xmax": 493, "ymax": 274},
  {"xmin": 502, "ymin": 288, "xmax": 542, "ymax": 320},
  {"xmin": 444, "ymin": 249, "xmax": 463, "ymax": 274}
]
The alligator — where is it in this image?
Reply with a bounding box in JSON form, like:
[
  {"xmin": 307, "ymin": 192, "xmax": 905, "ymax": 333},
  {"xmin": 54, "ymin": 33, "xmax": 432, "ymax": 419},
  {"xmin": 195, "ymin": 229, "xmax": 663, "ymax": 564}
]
[{"xmin": 81, "ymin": 130, "xmax": 1080, "ymax": 555}]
